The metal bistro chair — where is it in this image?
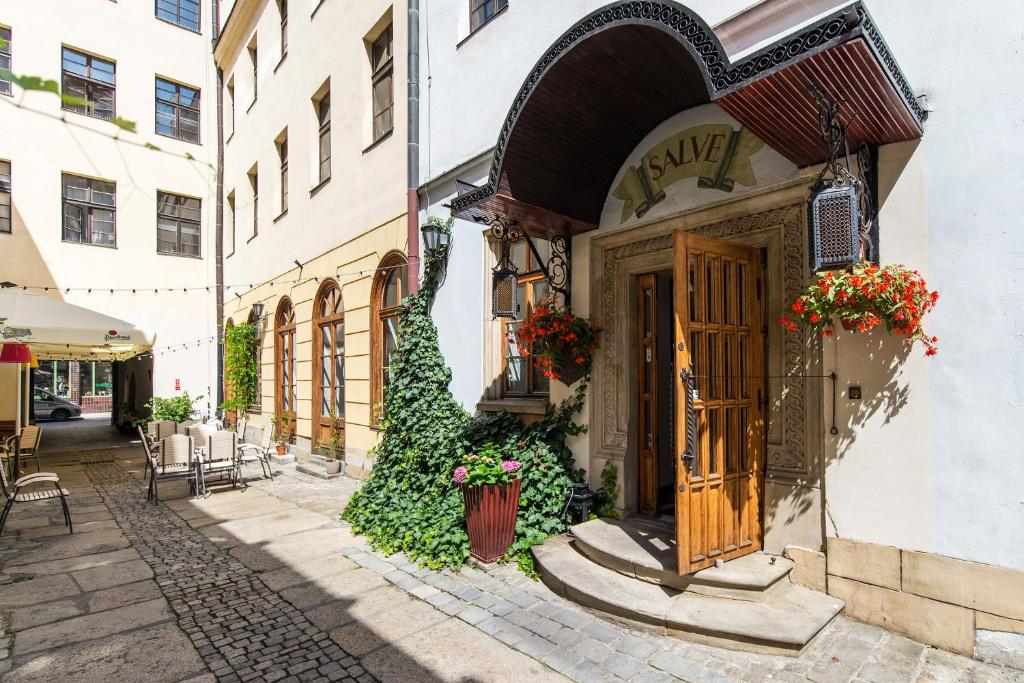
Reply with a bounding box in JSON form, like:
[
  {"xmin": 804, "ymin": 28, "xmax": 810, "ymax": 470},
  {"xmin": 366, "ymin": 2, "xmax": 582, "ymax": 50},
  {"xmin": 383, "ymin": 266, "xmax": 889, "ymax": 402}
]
[
  {"xmin": 199, "ymin": 431, "xmax": 238, "ymax": 495},
  {"xmin": 18, "ymin": 425, "xmax": 42, "ymax": 474},
  {"xmin": 142, "ymin": 420, "xmax": 175, "ymax": 478},
  {"xmin": 149, "ymin": 434, "xmax": 199, "ymax": 503},
  {"xmin": 237, "ymin": 425, "xmax": 274, "ymax": 481},
  {"xmin": 0, "ymin": 437, "xmax": 72, "ymax": 536}
]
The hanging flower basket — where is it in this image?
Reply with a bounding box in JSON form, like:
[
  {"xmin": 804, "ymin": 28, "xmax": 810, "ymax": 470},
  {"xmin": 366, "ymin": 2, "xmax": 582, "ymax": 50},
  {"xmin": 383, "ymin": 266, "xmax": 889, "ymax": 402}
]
[
  {"xmin": 781, "ymin": 262, "xmax": 940, "ymax": 356},
  {"xmin": 515, "ymin": 305, "xmax": 601, "ymax": 385},
  {"xmin": 453, "ymin": 444, "xmax": 523, "ymax": 563}
]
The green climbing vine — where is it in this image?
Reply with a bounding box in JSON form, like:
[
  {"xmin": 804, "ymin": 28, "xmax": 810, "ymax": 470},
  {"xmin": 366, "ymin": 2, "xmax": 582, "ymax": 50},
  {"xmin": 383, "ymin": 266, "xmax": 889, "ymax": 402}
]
[
  {"xmin": 220, "ymin": 323, "xmax": 260, "ymax": 423},
  {"xmin": 343, "ymin": 216, "xmax": 594, "ymax": 573}
]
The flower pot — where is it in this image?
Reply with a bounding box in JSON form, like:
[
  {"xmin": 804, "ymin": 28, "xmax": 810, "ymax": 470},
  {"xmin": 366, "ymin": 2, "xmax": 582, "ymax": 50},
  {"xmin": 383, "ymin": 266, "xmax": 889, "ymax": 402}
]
[
  {"xmin": 840, "ymin": 315, "xmax": 870, "ymax": 332},
  {"xmin": 461, "ymin": 478, "xmax": 521, "ymax": 563},
  {"xmin": 275, "ymin": 444, "xmax": 287, "ymax": 455},
  {"xmin": 325, "ymin": 460, "xmax": 343, "ymax": 475},
  {"xmin": 551, "ymin": 352, "xmax": 588, "ymax": 386}
]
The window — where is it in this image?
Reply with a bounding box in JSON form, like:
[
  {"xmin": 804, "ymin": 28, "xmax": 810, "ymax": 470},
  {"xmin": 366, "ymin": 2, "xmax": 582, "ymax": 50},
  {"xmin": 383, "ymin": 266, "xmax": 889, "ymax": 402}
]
[
  {"xmin": 1, "ymin": 27, "xmax": 12, "ymax": 97},
  {"xmin": 278, "ymin": 0, "xmax": 288, "ymax": 58},
  {"xmin": 370, "ymin": 26, "xmax": 393, "ymax": 142},
  {"xmin": 156, "ymin": 191, "xmax": 201, "ymax": 257},
  {"xmin": 61, "ymin": 47, "xmax": 115, "ymax": 121},
  {"xmin": 0, "ymin": 160, "xmax": 10, "ymax": 233},
  {"xmin": 470, "ymin": 0, "xmax": 508, "ymax": 32},
  {"xmin": 371, "ymin": 252, "xmax": 407, "ymax": 417},
  {"xmin": 274, "ymin": 298, "xmax": 296, "ymax": 424},
  {"xmin": 155, "ymin": 77, "xmax": 200, "ymax": 143},
  {"xmin": 502, "ymin": 238, "xmax": 551, "ymax": 396},
  {"xmin": 62, "ymin": 173, "xmax": 116, "ymax": 247},
  {"xmin": 248, "ymin": 167, "xmax": 258, "ymax": 237},
  {"xmin": 248, "ymin": 38, "xmax": 258, "ymax": 104},
  {"xmin": 313, "ymin": 281, "xmax": 345, "ymax": 443},
  {"xmin": 226, "ymin": 77, "xmax": 235, "ymax": 136},
  {"xmin": 316, "ymin": 91, "xmax": 331, "ymax": 183},
  {"xmin": 227, "ymin": 191, "xmax": 235, "ymax": 256},
  {"xmin": 277, "ymin": 135, "xmax": 288, "ymax": 214},
  {"xmin": 157, "ymin": 0, "xmax": 200, "ymax": 31}
]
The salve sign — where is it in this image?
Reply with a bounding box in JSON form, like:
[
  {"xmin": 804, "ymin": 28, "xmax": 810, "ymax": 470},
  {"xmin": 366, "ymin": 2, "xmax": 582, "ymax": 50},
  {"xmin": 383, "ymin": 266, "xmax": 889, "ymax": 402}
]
[{"xmin": 613, "ymin": 124, "xmax": 764, "ymax": 222}]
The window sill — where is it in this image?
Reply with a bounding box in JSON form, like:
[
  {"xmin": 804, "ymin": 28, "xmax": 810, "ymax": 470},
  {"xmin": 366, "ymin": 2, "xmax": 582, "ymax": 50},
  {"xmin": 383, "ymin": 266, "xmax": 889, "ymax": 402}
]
[
  {"xmin": 60, "ymin": 107, "xmax": 117, "ymax": 124},
  {"xmin": 156, "ymin": 16, "xmax": 202, "ymax": 34},
  {"xmin": 274, "ymin": 53, "xmax": 287, "ymax": 73},
  {"xmin": 273, "ymin": 208, "xmax": 288, "ymax": 223},
  {"xmin": 457, "ymin": 5, "xmax": 509, "ymax": 49},
  {"xmin": 156, "ymin": 250, "xmax": 202, "ymax": 259},
  {"xmin": 155, "ymin": 131, "xmax": 201, "ymax": 146},
  {"xmin": 477, "ymin": 398, "xmax": 548, "ymax": 416},
  {"xmin": 362, "ymin": 129, "xmax": 393, "ymax": 155},
  {"xmin": 62, "ymin": 239, "xmax": 117, "ymax": 250},
  {"xmin": 309, "ymin": 177, "xmax": 331, "ymax": 197}
]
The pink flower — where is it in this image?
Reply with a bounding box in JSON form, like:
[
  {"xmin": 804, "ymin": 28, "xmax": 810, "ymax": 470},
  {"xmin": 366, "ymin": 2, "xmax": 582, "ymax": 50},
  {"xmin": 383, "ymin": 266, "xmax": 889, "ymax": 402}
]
[
  {"xmin": 501, "ymin": 460, "xmax": 521, "ymax": 473},
  {"xmin": 452, "ymin": 466, "xmax": 468, "ymax": 484}
]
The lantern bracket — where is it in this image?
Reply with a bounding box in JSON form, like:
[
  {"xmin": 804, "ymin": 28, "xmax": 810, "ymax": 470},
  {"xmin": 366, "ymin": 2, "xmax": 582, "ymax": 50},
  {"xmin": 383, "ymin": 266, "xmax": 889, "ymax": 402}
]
[{"xmin": 474, "ymin": 214, "xmax": 572, "ymax": 312}]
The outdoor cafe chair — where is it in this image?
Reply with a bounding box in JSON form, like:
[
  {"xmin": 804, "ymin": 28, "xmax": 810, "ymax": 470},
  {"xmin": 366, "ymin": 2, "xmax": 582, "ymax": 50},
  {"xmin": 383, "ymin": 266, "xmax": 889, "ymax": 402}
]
[
  {"xmin": 198, "ymin": 431, "xmax": 238, "ymax": 495},
  {"xmin": 149, "ymin": 434, "xmax": 199, "ymax": 503},
  {"xmin": 237, "ymin": 425, "xmax": 274, "ymax": 481},
  {"xmin": 187, "ymin": 423, "xmax": 218, "ymax": 445},
  {"xmin": 18, "ymin": 425, "xmax": 42, "ymax": 474},
  {"xmin": 0, "ymin": 436, "xmax": 72, "ymax": 536}
]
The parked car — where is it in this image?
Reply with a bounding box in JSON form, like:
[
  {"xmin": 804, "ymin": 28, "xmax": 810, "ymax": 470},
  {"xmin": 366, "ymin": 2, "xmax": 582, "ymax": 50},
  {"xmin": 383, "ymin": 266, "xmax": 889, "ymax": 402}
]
[{"xmin": 33, "ymin": 388, "xmax": 82, "ymax": 421}]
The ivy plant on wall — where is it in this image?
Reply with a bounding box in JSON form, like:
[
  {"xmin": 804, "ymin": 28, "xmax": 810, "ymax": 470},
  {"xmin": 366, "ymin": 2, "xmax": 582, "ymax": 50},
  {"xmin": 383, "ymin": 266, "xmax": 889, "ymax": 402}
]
[
  {"xmin": 343, "ymin": 216, "xmax": 595, "ymax": 573},
  {"xmin": 220, "ymin": 322, "xmax": 260, "ymax": 423}
]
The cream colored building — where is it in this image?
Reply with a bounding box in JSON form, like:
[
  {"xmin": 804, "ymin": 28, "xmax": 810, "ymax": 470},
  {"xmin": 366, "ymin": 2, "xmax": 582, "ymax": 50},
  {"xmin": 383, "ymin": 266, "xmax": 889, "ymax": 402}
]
[
  {"xmin": 0, "ymin": 0, "xmax": 220, "ymax": 416},
  {"xmin": 215, "ymin": 0, "xmax": 410, "ymax": 475}
]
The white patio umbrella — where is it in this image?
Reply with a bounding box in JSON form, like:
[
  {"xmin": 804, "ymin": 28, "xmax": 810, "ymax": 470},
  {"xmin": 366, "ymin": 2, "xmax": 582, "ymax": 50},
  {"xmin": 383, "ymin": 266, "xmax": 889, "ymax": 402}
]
[{"xmin": 0, "ymin": 289, "xmax": 156, "ymax": 361}]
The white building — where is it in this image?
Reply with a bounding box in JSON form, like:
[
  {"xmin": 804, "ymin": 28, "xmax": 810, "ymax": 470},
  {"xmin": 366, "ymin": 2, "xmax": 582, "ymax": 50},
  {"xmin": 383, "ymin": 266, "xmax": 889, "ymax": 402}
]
[
  {"xmin": 420, "ymin": 0, "xmax": 1024, "ymax": 662},
  {"xmin": 0, "ymin": 0, "xmax": 220, "ymax": 419}
]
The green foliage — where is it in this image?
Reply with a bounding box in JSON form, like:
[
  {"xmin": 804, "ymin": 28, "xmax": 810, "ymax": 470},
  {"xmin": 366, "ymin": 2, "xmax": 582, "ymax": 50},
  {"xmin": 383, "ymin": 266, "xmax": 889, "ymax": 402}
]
[
  {"xmin": 220, "ymin": 323, "xmax": 259, "ymax": 421},
  {"xmin": 344, "ymin": 215, "xmax": 593, "ymax": 574},
  {"xmin": 453, "ymin": 443, "xmax": 522, "ymax": 486},
  {"xmin": 144, "ymin": 391, "xmax": 203, "ymax": 423},
  {"xmin": 593, "ymin": 459, "xmax": 621, "ymax": 519},
  {"xmin": 0, "ymin": 69, "xmax": 138, "ymax": 133},
  {"xmin": 271, "ymin": 415, "xmax": 293, "ymax": 444},
  {"xmin": 317, "ymin": 405, "xmax": 344, "ymax": 461}
]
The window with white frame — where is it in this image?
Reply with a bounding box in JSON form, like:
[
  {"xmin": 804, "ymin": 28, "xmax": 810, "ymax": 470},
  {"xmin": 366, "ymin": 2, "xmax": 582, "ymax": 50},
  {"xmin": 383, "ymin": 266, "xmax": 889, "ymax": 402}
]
[{"xmin": 62, "ymin": 173, "xmax": 116, "ymax": 247}]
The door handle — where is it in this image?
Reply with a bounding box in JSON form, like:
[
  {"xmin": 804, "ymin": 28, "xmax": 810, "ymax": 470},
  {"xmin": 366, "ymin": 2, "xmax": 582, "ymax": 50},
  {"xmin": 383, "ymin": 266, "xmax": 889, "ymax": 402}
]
[{"xmin": 679, "ymin": 366, "xmax": 698, "ymax": 478}]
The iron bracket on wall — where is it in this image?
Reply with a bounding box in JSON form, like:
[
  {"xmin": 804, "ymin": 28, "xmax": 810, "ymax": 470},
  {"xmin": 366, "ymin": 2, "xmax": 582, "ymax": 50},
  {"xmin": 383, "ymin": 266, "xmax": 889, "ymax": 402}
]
[{"xmin": 475, "ymin": 214, "xmax": 572, "ymax": 312}]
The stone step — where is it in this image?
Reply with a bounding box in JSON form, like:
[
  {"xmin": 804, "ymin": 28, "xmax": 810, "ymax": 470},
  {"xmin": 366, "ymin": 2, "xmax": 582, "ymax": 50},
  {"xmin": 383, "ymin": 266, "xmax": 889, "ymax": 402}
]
[
  {"xmin": 571, "ymin": 517, "xmax": 793, "ymax": 600},
  {"xmin": 534, "ymin": 535, "xmax": 843, "ymax": 656}
]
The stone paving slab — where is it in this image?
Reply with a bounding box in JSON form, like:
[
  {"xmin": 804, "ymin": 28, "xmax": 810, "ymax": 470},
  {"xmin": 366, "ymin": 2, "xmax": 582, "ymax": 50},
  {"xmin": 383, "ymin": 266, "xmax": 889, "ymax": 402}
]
[{"xmin": 14, "ymin": 597, "xmax": 173, "ymax": 655}]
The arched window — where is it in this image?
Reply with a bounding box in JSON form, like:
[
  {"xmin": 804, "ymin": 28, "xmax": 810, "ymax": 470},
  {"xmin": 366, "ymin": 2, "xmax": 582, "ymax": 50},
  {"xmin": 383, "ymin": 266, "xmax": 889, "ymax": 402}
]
[
  {"xmin": 246, "ymin": 306, "xmax": 264, "ymax": 413},
  {"xmin": 313, "ymin": 280, "xmax": 344, "ymax": 447},
  {"xmin": 274, "ymin": 298, "xmax": 296, "ymax": 429},
  {"xmin": 371, "ymin": 251, "xmax": 407, "ymax": 417}
]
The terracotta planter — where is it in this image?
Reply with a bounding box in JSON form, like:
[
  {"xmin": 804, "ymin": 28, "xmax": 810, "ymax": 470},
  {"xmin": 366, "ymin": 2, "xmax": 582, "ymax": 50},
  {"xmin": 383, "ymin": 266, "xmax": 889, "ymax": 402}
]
[
  {"xmin": 325, "ymin": 460, "xmax": 343, "ymax": 475},
  {"xmin": 840, "ymin": 316, "xmax": 869, "ymax": 332},
  {"xmin": 275, "ymin": 444, "xmax": 287, "ymax": 455},
  {"xmin": 462, "ymin": 478, "xmax": 522, "ymax": 563}
]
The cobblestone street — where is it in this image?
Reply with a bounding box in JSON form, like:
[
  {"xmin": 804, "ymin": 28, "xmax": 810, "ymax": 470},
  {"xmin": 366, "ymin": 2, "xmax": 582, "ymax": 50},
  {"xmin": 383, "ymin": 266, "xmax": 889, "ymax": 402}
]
[{"xmin": 0, "ymin": 442, "xmax": 1020, "ymax": 682}]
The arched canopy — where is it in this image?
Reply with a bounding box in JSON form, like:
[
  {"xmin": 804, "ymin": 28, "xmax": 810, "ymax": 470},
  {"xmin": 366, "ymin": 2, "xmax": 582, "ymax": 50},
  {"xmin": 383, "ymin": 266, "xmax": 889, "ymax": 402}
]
[{"xmin": 452, "ymin": 0, "xmax": 924, "ymax": 236}]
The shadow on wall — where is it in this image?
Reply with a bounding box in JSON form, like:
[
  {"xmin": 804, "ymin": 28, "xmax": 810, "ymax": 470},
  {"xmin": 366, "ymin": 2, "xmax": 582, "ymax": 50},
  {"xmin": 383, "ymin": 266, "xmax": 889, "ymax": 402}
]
[{"xmin": 5, "ymin": 202, "xmax": 58, "ymax": 292}]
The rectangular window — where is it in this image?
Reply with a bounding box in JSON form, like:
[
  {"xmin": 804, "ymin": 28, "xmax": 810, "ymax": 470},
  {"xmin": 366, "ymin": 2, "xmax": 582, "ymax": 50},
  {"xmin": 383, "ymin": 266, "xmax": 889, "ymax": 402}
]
[
  {"xmin": 61, "ymin": 47, "xmax": 115, "ymax": 121},
  {"xmin": 156, "ymin": 191, "xmax": 201, "ymax": 257},
  {"xmin": 156, "ymin": 0, "xmax": 201, "ymax": 32},
  {"xmin": 279, "ymin": 0, "xmax": 288, "ymax": 58},
  {"xmin": 278, "ymin": 136, "xmax": 288, "ymax": 213},
  {"xmin": 248, "ymin": 40, "xmax": 258, "ymax": 104},
  {"xmin": 1, "ymin": 27, "xmax": 12, "ymax": 97},
  {"xmin": 227, "ymin": 191, "xmax": 235, "ymax": 256},
  {"xmin": 0, "ymin": 160, "xmax": 10, "ymax": 233},
  {"xmin": 155, "ymin": 77, "xmax": 200, "ymax": 143},
  {"xmin": 317, "ymin": 92, "xmax": 331, "ymax": 183},
  {"xmin": 502, "ymin": 238, "xmax": 551, "ymax": 396},
  {"xmin": 470, "ymin": 0, "xmax": 508, "ymax": 32},
  {"xmin": 226, "ymin": 77, "xmax": 235, "ymax": 136},
  {"xmin": 62, "ymin": 173, "xmax": 116, "ymax": 247},
  {"xmin": 249, "ymin": 168, "xmax": 258, "ymax": 237},
  {"xmin": 371, "ymin": 26, "xmax": 393, "ymax": 142}
]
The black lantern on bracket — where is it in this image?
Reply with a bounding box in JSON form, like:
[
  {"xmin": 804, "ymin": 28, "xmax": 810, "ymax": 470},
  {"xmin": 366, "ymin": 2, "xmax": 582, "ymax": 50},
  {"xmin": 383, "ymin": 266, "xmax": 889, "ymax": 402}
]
[
  {"xmin": 475, "ymin": 215, "xmax": 521, "ymax": 319},
  {"xmin": 421, "ymin": 221, "xmax": 451, "ymax": 256},
  {"xmin": 807, "ymin": 84, "xmax": 873, "ymax": 272}
]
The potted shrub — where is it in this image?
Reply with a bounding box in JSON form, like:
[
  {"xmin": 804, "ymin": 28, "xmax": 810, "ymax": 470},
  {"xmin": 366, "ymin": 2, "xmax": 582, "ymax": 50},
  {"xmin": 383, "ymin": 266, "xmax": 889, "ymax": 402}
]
[
  {"xmin": 781, "ymin": 262, "xmax": 940, "ymax": 356},
  {"xmin": 452, "ymin": 443, "xmax": 522, "ymax": 563},
  {"xmin": 514, "ymin": 305, "xmax": 601, "ymax": 385},
  {"xmin": 271, "ymin": 415, "xmax": 292, "ymax": 455},
  {"xmin": 322, "ymin": 406, "xmax": 344, "ymax": 475}
]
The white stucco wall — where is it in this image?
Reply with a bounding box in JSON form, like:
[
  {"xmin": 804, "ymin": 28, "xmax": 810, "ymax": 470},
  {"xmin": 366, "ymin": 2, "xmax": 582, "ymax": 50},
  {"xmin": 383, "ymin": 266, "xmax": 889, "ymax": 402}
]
[
  {"xmin": 1, "ymin": 0, "xmax": 219, "ymax": 406},
  {"xmin": 422, "ymin": 0, "xmax": 1024, "ymax": 572}
]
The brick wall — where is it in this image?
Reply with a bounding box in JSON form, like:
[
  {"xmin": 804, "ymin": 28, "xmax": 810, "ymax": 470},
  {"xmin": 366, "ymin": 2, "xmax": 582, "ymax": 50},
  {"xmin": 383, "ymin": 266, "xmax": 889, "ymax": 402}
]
[{"xmin": 79, "ymin": 396, "xmax": 112, "ymax": 413}]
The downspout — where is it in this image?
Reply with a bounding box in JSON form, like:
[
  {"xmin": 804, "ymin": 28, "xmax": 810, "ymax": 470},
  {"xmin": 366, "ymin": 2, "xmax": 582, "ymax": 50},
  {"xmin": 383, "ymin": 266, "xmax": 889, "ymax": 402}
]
[
  {"xmin": 213, "ymin": 0, "xmax": 226, "ymax": 413},
  {"xmin": 406, "ymin": 0, "xmax": 421, "ymax": 293}
]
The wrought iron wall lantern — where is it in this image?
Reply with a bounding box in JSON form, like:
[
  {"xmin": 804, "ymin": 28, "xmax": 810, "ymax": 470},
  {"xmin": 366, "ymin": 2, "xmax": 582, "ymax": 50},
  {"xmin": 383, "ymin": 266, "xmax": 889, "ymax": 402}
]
[
  {"xmin": 421, "ymin": 221, "xmax": 451, "ymax": 256},
  {"xmin": 474, "ymin": 214, "xmax": 572, "ymax": 319},
  {"xmin": 807, "ymin": 84, "xmax": 878, "ymax": 271}
]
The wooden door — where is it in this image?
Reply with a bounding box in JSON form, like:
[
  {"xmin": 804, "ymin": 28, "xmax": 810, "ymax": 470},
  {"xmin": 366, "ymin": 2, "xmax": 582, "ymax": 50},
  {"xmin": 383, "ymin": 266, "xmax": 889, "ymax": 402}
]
[
  {"xmin": 637, "ymin": 273, "xmax": 658, "ymax": 516},
  {"xmin": 674, "ymin": 231, "xmax": 765, "ymax": 575}
]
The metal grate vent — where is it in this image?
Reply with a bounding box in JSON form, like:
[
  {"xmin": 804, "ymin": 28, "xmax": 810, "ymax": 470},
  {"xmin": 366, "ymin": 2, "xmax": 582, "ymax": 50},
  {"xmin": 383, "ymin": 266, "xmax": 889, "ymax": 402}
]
[
  {"xmin": 492, "ymin": 269, "xmax": 518, "ymax": 319},
  {"xmin": 811, "ymin": 184, "xmax": 860, "ymax": 271}
]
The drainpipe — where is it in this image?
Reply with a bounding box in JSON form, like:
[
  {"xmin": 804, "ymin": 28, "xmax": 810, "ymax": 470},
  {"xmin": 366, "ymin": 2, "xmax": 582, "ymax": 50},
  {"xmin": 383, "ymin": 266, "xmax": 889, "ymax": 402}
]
[
  {"xmin": 213, "ymin": 0, "xmax": 226, "ymax": 412},
  {"xmin": 406, "ymin": 0, "xmax": 421, "ymax": 293}
]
